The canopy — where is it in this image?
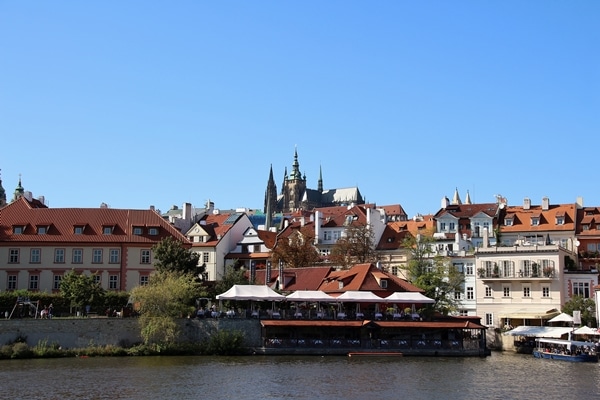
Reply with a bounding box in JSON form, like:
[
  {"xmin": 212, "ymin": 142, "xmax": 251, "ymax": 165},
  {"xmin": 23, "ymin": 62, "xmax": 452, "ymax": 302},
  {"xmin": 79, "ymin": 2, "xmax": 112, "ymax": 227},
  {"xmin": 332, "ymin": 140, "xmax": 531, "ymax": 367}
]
[
  {"xmin": 504, "ymin": 326, "xmax": 573, "ymax": 338},
  {"xmin": 286, "ymin": 291, "xmax": 335, "ymax": 302},
  {"xmin": 334, "ymin": 291, "xmax": 385, "ymax": 303},
  {"xmin": 574, "ymin": 326, "xmax": 600, "ymax": 335},
  {"xmin": 384, "ymin": 292, "xmax": 435, "ymax": 304},
  {"xmin": 548, "ymin": 312, "xmax": 573, "ymax": 323},
  {"xmin": 216, "ymin": 285, "xmax": 285, "ymax": 301}
]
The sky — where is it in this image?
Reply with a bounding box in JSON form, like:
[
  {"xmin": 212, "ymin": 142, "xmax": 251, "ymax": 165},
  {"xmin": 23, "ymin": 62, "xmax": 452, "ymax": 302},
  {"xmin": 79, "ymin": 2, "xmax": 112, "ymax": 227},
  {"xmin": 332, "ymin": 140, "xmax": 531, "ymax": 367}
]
[{"xmin": 1, "ymin": 2, "xmax": 598, "ymax": 218}]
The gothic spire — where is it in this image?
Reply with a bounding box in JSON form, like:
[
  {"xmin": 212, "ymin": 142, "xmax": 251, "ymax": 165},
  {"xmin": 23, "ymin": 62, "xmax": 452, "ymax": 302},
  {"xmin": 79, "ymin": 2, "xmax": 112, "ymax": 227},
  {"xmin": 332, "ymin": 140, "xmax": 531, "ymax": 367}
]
[{"xmin": 318, "ymin": 165, "xmax": 323, "ymax": 193}]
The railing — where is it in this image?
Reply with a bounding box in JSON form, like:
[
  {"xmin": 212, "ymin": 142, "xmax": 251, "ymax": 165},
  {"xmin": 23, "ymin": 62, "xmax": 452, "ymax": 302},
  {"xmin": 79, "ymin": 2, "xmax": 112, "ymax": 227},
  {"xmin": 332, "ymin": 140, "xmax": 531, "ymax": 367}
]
[
  {"xmin": 264, "ymin": 338, "xmax": 467, "ymax": 350},
  {"xmin": 478, "ymin": 268, "xmax": 556, "ymax": 279}
]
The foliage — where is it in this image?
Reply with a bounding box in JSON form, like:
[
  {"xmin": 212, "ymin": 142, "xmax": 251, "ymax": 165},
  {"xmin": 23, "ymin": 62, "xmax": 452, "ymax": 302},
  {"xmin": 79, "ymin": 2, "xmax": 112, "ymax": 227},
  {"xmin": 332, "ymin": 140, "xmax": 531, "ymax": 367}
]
[
  {"xmin": 129, "ymin": 271, "xmax": 202, "ymax": 346},
  {"xmin": 562, "ymin": 296, "xmax": 597, "ymax": 327},
  {"xmin": 60, "ymin": 270, "xmax": 105, "ymax": 313},
  {"xmin": 401, "ymin": 234, "xmax": 465, "ymax": 317},
  {"xmin": 152, "ymin": 236, "xmax": 202, "ymax": 275},
  {"xmin": 270, "ymin": 226, "xmax": 320, "ymax": 269},
  {"xmin": 330, "ymin": 223, "xmax": 377, "ymax": 269},
  {"xmin": 214, "ymin": 264, "xmax": 249, "ymax": 298},
  {"xmin": 204, "ymin": 330, "xmax": 247, "ymax": 355}
]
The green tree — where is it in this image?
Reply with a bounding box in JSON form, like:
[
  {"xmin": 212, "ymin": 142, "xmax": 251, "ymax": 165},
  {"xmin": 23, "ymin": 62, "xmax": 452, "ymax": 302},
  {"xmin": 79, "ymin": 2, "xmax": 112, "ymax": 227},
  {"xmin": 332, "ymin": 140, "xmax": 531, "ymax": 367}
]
[
  {"xmin": 152, "ymin": 237, "xmax": 202, "ymax": 275},
  {"xmin": 214, "ymin": 263, "xmax": 250, "ymax": 297},
  {"xmin": 271, "ymin": 226, "xmax": 320, "ymax": 269},
  {"xmin": 562, "ymin": 296, "xmax": 596, "ymax": 327},
  {"xmin": 330, "ymin": 223, "xmax": 377, "ymax": 269},
  {"xmin": 401, "ymin": 234, "xmax": 465, "ymax": 317},
  {"xmin": 60, "ymin": 270, "xmax": 105, "ymax": 315},
  {"xmin": 129, "ymin": 271, "xmax": 203, "ymax": 347}
]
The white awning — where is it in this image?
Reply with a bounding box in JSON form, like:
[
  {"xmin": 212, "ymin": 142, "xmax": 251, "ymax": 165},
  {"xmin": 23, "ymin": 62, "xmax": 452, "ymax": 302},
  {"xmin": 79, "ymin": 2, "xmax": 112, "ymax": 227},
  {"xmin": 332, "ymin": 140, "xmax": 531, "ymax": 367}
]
[
  {"xmin": 384, "ymin": 292, "xmax": 435, "ymax": 304},
  {"xmin": 334, "ymin": 291, "xmax": 385, "ymax": 303},
  {"xmin": 216, "ymin": 285, "xmax": 285, "ymax": 301},
  {"xmin": 504, "ymin": 326, "xmax": 573, "ymax": 338},
  {"xmin": 286, "ymin": 291, "xmax": 335, "ymax": 302}
]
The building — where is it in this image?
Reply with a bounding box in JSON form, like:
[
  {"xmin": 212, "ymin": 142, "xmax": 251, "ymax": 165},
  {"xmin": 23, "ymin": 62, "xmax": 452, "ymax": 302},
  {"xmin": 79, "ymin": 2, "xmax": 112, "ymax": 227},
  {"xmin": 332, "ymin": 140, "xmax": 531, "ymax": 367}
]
[
  {"xmin": 0, "ymin": 195, "xmax": 189, "ymax": 292},
  {"xmin": 264, "ymin": 148, "xmax": 364, "ymax": 214}
]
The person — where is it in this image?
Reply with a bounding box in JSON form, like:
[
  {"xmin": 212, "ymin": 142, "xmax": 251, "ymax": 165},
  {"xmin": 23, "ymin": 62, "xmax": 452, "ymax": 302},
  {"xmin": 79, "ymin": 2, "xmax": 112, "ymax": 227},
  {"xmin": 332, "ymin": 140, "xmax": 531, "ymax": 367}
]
[
  {"xmin": 48, "ymin": 303, "xmax": 53, "ymax": 319},
  {"xmin": 40, "ymin": 306, "xmax": 48, "ymax": 319}
]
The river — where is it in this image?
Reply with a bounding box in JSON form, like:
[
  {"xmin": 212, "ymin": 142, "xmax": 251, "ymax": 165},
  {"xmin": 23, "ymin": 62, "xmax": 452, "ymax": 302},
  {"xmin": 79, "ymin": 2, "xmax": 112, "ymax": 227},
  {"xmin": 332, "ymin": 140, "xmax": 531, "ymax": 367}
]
[{"xmin": 1, "ymin": 352, "xmax": 598, "ymax": 400}]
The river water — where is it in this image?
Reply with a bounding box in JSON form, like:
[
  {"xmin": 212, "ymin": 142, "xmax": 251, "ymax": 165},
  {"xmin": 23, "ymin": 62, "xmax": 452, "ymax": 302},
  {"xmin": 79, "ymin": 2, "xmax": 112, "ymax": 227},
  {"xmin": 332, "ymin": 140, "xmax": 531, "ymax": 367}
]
[{"xmin": 1, "ymin": 352, "xmax": 598, "ymax": 400}]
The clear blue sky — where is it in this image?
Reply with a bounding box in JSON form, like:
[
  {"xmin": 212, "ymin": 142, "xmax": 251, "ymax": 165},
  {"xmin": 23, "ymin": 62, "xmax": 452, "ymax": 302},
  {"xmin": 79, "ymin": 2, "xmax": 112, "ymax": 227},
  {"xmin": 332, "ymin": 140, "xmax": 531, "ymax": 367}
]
[{"xmin": 1, "ymin": 2, "xmax": 598, "ymax": 217}]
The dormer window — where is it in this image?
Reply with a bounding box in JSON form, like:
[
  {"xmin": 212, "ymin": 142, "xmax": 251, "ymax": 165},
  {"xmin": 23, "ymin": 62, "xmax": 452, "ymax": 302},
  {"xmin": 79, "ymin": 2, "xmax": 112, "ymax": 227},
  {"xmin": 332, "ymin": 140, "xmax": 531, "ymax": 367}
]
[
  {"xmin": 133, "ymin": 227, "xmax": 143, "ymax": 235},
  {"xmin": 556, "ymin": 216, "xmax": 564, "ymax": 225},
  {"xmin": 103, "ymin": 226, "xmax": 114, "ymax": 235},
  {"xmin": 74, "ymin": 225, "xmax": 85, "ymax": 234},
  {"xmin": 583, "ymin": 224, "xmax": 590, "ymax": 231},
  {"xmin": 37, "ymin": 225, "xmax": 49, "ymax": 235},
  {"xmin": 338, "ymin": 281, "xmax": 344, "ymax": 289},
  {"xmin": 13, "ymin": 225, "xmax": 25, "ymax": 234},
  {"xmin": 148, "ymin": 227, "xmax": 159, "ymax": 236},
  {"xmin": 504, "ymin": 218, "xmax": 513, "ymax": 226},
  {"xmin": 380, "ymin": 279, "xmax": 388, "ymax": 289},
  {"xmin": 531, "ymin": 217, "xmax": 539, "ymax": 226}
]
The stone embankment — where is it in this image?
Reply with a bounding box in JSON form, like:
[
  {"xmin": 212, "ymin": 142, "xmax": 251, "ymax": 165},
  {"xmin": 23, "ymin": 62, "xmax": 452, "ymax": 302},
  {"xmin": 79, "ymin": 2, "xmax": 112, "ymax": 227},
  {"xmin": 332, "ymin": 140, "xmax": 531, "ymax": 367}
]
[{"xmin": 0, "ymin": 318, "xmax": 262, "ymax": 349}]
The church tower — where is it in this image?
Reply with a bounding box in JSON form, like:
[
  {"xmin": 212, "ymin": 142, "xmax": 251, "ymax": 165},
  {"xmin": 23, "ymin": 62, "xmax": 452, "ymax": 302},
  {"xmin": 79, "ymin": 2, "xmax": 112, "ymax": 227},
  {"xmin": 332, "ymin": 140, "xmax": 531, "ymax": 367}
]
[
  {"xmin": 282, "ymin": 148, "xmax": 307, "ymax": 212},
  {"xmin": 264, "ymin": 165, "xmax": 277, "ymax": 229},
  {"xmin": 13, "ymin": 175, "xmax": 24, "ymax": 202}
]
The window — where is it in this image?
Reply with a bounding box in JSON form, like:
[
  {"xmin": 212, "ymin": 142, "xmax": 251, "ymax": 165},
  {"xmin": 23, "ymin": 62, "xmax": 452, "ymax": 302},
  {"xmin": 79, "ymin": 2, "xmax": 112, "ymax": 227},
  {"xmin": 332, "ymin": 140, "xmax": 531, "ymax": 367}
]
[
  {"xmin": 109, "ymin": 249, "xmax": 120, "ymax": 264},
  {"xmin": 319, "ymin": 248, "xmax": 330, "ymax": 257},
  {"xmin": 13, "ymin": 225, "xmax": 24, "ymax": 234},
  {"xmin": 109, "ymin": 275, "xmax": 119, "ymax": 290},
  {"xmin": 501, "ymin": 260, "xmax": 511, "ymax": 277},
  {"xmin": 485, "ymin": 313, "xmax": 493, "ymax": 326},
  {"xmin": 454, "ymin": 291, "xmax": 462, "ymax": 300},
  {"xmin": 556, "ymin": 216, "xmax": 564, "ymax": 225},
  {"xmin": 391, "ymin": 266, "xmax": 398, "ymax": 276},
  {"xmin": 30, "ymin": 248, "xmax": 41, "ymax": 264},
  {"xmin": 103, "ymin": 226, "xmax": 113, "ymax": 235},
  {"xmin": 141, "ymin": 249, "xmax": 151, "ymax": 264},
  {"xmin": 449, "ymin": 222, "xmax": 455, "ymax": 231},
  {"xmin": 29, "ymin": 275, "xmax": 39, "ymax": 290},
  {"xmin": 203, "ymin": 252, "xmax": 210, "ymax": 263},
  {"xmin": 523, "ymin": 286, "xmax": 530, "ymax": 298},
  {"xmin": 74, "ymin": 226, "xmax": 84, "ymax": 234},
  {"xmin": 466, "ymin": 265, "xmax": 474, "ymax": 275},
  {"xmin": 133, "ymin": 227, "xmax": 143, "ymax": 235},
  {"xmin": 9, "ymin": 249, "xmax": 19, "ymax": 263},
  {"xmin": 140, "ymin": 275, "xmax": 149, "ymax": 286},
  {"xmin": 542, "ymin": 286, "xmax": 550, "ymax": 298},
  {"xmin": 440, "ymin": 222, "xmax": 446, "ymax": 231},
  {"xmin": 485, "ymin": 286, "xmax": 492, "ymax": 297},
  {"xmin": 7, "ymin": 275, "xmax": 17, "ymax": 290},
  {"xmin": 53, "ymin": 275, "xmax": 62, "ymax": 290},
  {"xmin": 333, "ymin": 231, "xmax": 341, "ymax": 241},
  {"xmin": 148, "ymin": 228, "xmax": 158, "ymax": 235},
  {"xmin": 504, "ymin": 218, "xmax": 513, "ymax": 226},
  {"xmin": 573, "ymin": 281, "xmax": 590, "ymax": 298},
  {"xmin": 458, "ymin": 310, "xmax": 468, "ymax": 316},
  {"xmin": 323, "ymin": 231, "xmax": 331, "ymax": 241},
  {"xmin": 380, "ymin": 279, "xmax": 388, "ymax": 289},
  {"xmin": 54, "ymin": 249, "xmax": 65, "ymax": 263},
  {"xmin": 253, "ymin": 245, "xmax": 261, "ymax": 252},
  {"xmin": 466, "ymin": 287, "xmax": 474, "ymax": 300},
  {"xmin": 72, "ymin": 249, "xmax": 83, "ymax": 264},
  {"xmin": 92, "ymin": 249, "xmax": 103, "ymax": 263},
  {"xmin": 531, "ymin": 217, "xmax": 539, "ymax": 226},
  {"xmin": 37, "ymin": 226, "xmax": 47, "ymax": 234},
  {"xmin": 93, "ymin": 275, "xmax": 101, "ymax": 285},
  {"xmin": 583, "ymin": 224, "xmax": 590, "ymax": 231},
  {"xmin": 502, "ymin": 286, "xmax": 510, "ymax": 297},
  {"xmin": 587, "ymin": 243, "xmax": 597, "ymax": 252},
  {"xmin": 338, "ymin": 281, "xmax": 344, "ymax": 289}
]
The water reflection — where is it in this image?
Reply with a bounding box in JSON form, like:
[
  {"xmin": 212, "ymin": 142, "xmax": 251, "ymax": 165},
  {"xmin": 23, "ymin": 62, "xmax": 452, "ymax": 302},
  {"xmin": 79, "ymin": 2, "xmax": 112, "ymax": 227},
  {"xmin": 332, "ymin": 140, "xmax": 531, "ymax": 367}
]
[{"xmin": 0, "ymin": 352, "xmax": 598, "ymax": 400}]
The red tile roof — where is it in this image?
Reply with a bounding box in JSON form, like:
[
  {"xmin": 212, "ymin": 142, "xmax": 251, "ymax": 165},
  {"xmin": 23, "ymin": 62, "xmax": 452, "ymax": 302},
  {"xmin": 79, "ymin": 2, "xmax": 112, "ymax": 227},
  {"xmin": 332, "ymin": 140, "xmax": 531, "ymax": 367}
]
[{"xmin": 0, "ymin": 196, "xmax": 187, "ymax": 244}]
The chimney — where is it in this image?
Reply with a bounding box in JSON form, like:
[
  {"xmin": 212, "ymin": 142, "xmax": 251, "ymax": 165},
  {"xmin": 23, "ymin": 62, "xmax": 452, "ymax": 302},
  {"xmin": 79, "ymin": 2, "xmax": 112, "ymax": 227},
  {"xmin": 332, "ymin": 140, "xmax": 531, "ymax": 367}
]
[
  {"xmin": 577, "ymin": 196, "xmax": 584, "ymax": 208},
  {"xmin": 542, "ymin": 197, "xmax": 549, "ymax": 211},
  {"xmin": 183, "ymin": 202, "xmax": 192, "ymax": 222},
  {"xmin": 441, "ymin": 196, "xmax": 450, "ymax": 209},
  {"xmin": 523, "ymin": 198, "xmax": 531, "ymax": 210}
]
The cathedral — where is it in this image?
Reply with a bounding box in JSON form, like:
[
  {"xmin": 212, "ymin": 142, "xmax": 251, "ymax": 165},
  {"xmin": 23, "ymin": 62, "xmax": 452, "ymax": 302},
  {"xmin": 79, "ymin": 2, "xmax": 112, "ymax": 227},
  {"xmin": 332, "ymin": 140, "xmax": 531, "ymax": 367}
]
[{"xmin": 264, "ymin": 149, "xmax": 364, "ymax": 214}]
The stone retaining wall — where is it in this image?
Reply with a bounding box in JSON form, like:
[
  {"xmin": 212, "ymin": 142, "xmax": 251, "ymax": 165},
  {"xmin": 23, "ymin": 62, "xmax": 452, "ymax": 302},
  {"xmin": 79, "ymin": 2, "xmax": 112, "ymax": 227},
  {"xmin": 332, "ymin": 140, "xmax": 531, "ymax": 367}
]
[{"xmin": 0, "ymin": 318, "xmax": 263, "ymax": 349}]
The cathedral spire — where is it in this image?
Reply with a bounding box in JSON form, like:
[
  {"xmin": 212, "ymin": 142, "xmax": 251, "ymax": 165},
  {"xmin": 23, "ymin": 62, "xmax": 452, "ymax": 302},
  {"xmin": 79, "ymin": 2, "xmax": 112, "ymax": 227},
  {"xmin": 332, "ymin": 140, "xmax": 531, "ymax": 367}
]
[
  {"xmin": 451, "ymin": 187, "xmax": 462, "ymax": 205},
  {"xmin": 290, "ymin": 147, "xmax": 301, "ymax": 180},
  {"xmin": 13, "ymin": 174, "xmax": 24, "ymax": 201},
  {"xmin": 264, "ymin": 164, "xmax": 277, "ymax": 229},
  {"xmin": 318, "ymin": 165, "xmax": 323, "ymax": 193}
]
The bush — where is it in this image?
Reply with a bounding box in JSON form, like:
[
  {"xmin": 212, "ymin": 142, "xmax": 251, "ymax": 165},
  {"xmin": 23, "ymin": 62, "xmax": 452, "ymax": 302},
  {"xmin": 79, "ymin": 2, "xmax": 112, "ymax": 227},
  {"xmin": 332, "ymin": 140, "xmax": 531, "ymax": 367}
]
[
  {"xmin": 205, "ymin": 330, "xmax": 247, "ymax": 355},
  {"xmin": 11, "ymin": 342, "xmax": 33, "ymax": 359}
]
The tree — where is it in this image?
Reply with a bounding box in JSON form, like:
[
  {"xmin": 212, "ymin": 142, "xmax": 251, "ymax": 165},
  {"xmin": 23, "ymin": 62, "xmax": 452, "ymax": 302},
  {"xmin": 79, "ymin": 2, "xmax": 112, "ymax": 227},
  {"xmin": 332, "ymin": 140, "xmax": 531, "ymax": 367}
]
[
  {"xmin": 270, "ymin": 226, "xmax": 320, "ymax": 269},
  {"xmin": 214, "ymin": 263, "xmax": 249, "ymax": 297},
  {"xmin": 401, "ymin": 234, "xmax": 465, "ymax": 317},
  {"xmin": 562, "ymin": 296, "xmax": 596, "ymax": 327},
  {"xmin": 60, "ymin": 270, "xmax": 105, "ymax": 315},
  {"xmin": 329, "ymin": 223, "xmax": 377, "ymax": 269},
  {"xmin": 129, "ymin": 271, "xmax": 203, "ymax": 347},
  {"xmin": 152, "ymin": 237, "xmax": 202, "ymax": 275}
]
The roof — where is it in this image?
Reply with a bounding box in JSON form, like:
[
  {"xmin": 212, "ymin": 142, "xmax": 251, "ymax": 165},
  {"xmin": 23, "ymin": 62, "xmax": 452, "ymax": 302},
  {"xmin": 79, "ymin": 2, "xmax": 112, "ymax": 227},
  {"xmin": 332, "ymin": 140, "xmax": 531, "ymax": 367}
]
[
  {"xmin": 261, "ymin": 320, "xmax": 486, "ymax": 330},
  {"xmin": 434, "ymin": 203, "xmax": 500, "ymax": 219},
  {"xmin": 0, "ymin": 196, "xmax": 187, "ymax": 244},
  {"xmin": 318, "ymin": 263, "xmax": 424, "ymax": 294},
  {"xmin": 254, "ymin": 266, "xmax": 334, "ymax": 291},
  {"xmin": 501, "ymin": 202, "xmax": 576, "ymax": 233}
]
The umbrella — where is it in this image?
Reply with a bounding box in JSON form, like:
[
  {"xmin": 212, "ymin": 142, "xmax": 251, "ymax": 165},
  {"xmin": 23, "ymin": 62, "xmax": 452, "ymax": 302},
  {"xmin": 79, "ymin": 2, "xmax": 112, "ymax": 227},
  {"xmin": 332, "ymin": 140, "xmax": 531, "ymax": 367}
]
[
  {"xmin": 547, "ymin": 312, "xmax": 573, "ymax": 324},
  {"xmin": 574, "ymin": 326, "xmax": 600, "ymax": 335}
]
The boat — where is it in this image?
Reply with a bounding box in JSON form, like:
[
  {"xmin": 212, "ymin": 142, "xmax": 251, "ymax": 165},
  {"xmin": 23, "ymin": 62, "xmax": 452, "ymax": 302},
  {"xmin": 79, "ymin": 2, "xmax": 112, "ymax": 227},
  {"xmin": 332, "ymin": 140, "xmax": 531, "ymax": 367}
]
[
  {"xmin": 533, "ymin": 338, "xmax": 599, "ymax": 362},
  {"xmin": 348, "ymin": 352, "xmax": 403, "ymax": 358}
]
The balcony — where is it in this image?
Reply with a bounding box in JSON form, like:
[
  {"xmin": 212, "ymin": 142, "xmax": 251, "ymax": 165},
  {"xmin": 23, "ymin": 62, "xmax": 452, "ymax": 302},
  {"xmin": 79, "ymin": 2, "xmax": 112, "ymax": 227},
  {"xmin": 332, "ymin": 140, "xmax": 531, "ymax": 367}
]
[{"xmin": 477, "ymin": 267, "xmax": 556, "ymax": 281}]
